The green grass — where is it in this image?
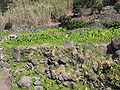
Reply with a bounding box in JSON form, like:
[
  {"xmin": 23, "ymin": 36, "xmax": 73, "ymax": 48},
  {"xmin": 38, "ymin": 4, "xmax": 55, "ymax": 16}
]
[
  {"xmin": 1, "ymin": 28, "xmax": 120, "ymax": 49},
  {"xmin": 0, "ymin": 32, "xmax": 9, "ymax": 36}
]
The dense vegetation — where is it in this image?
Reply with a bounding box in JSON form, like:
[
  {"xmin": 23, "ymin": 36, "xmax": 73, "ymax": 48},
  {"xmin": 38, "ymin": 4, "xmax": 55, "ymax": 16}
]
[{"xmin": 1, "ymin": 28, "xmax": 120, "ymax": 49}]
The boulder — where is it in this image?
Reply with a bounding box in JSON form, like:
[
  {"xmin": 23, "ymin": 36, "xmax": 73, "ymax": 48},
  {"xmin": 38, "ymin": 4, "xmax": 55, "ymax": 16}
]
[
  {"xmin": 63, "ymin": 40, "xmax": 74, "ymax": 48},
  {"xmin": 70, "ymin": 83, "xmax": 77, "ymax": 89},
  {"xmin": 11, "ymin": 47, "xmax": 21, "ymax": 62},
  {"xmin": 18, "ymin": 76, "xmax": 32, "ymax": 88},
  {"xmin": 34, "ymin": 86, "xmax": 44, "ymax": 90},
  {"xmin": 112, "ymin": 36, "xmax": 120, "ymax": 50},
  {"xmin": 58, "ymin": 57, "xmax": 69, "ymax": 65}
]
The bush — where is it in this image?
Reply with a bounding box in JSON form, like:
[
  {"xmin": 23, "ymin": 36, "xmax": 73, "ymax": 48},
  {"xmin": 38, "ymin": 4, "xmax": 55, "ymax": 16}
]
[
  {"xmin": 114, "ymin": 4, "xmax": 120, "ymax": 13},
  {"xmin": 102, "ymin": 0, "xmax": 118, "ymax": 6},
  {"xmin": 58, "ymin": 15, "xmax": 71, "ymax": 23},
  {"xmin": 72, "ymin": 0, "xmax": 98, "ymax": 15},
  {"xmin": 102, "ymin": 21, "xmax": 120, "ymax": 29},
  {"xmin": 92, "ymin": 4, "xmax": 103, "ymax": 13},
  {"xmin": 59, "ymin": 17, "xmax": 86, "ymax": 30},
  {"xmin": 4, "ymin": 22, "xmax": 12, "ymax": 30}
]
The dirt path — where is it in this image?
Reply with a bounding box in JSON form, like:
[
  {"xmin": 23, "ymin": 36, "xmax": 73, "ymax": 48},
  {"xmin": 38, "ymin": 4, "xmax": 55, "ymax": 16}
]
[{"xmin": 0, "ymin": 74, "xmax": 10, "ymax": 90}]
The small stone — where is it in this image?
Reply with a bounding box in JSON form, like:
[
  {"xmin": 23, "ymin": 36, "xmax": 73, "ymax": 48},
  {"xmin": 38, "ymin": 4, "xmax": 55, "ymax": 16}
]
[
  {"xmin": 34, "ymin": 81, "xmax": 41, "ymax": 86},
  {"xmin": 32, "ymin": 76, "xmax": 40, "ymax": 81},
  {"xmin": 56, "ymin": 80, "xmax": 61, "ymax": 84},
  {"xmin": 70, "ymin": 83, "xmax": 77, "ymax": 89},
  {"xmin": 28, "ymin": 59, "xmax": 39, "ymax": 66},
  {"xmin": 115, "ymin": 50, "xmax": 120, "ymax": 56},
  {"xmin": 63, "ymin": 81, "xmax": 69, "ymax": 87},
  {"xmin": 61, "ymin": 71, "xmax": 71, "ymax": 81},
  {"xmin": 76, "ymin": 72, "xmax": 82, "ymax": 77},
  {"xmin": 0, "ymin": 61, "xmax": 5, "ymax": 68},
  {"xmin": 58, "ymin": 75, "xmax": 64, "ymax": 81},
  {"xmin": 34, "ymin": 86, "xmax": 44, "ymax": 90},
  {"xmin": 58, "ymin": 57, "xmax": 69, "ymax": 65},
  {"xmin": 63, "ymin": 40, "xmax": 74, "ymax": 48},
  {"xmin": 92, "ymin": 62, "xmax": 98, "ymax": 72}
]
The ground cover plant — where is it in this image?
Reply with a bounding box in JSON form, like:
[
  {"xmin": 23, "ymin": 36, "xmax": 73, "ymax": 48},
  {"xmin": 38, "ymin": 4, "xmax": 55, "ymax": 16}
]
[{"xmin": 1, "ymin": 28, "xmax": 120, "ymax": 49}]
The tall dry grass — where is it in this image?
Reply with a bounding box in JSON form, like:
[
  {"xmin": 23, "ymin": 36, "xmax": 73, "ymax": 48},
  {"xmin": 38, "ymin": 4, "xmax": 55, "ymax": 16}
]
[{"xmin": 0, "ymin": 0, "xmax": 73, "ymax": 27}]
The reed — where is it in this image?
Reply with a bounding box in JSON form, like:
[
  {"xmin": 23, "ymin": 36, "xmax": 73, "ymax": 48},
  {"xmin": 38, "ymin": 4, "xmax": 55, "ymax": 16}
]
[{"xmin": 0, "ymin": 0, "xmax": 73, "ymax": 26}]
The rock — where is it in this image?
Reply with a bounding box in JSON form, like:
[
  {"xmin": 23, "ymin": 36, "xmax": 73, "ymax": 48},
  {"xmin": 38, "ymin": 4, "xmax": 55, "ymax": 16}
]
[
  {"xmin": 32, "ymin": 76, "xmax": 40, "ymax": 81},
  {"xmin": 60, "ymin": 71, "xmax": 72, "ymax": 81},
  {"xmin": 101, "ymin": 6, "xmax": 116, "ymax": 14},
  {"xmin": 63, "ymin": 81, "xmax": 69, "ymax": 87},
  {"xmin": 0, "ymin": 60, "xmax": 6, "ymax": 68},
  {"xmin": 34, "ymin": 81, "xmax": 41, "ymax": 86},
  {"xmin": 25, "ymin": 63, "xmax": 34, "ymax": 70},
  {"xmin": 92, "ymin": 62, "xmax": 98, "ymax": 72},
  {"xmin": 115, "ymin": 50, "xmax": 120, "ymax": 60},
  {"xmin": 34, "ymin": 86, "xmax": 44, "ymax": 90},
  {"xmin": 58, "ymin": 75, "xmax": 64, "ymax": 81},
  {"xmin": 76, "ymin": 72, "xmax": 83, "ymax": 77},
  {"xmin": 11, "ymin": 47, "xmax": 21, "ymax": 62},
  {"xmin": 115, "ymin": 50, "xmax": 120, "ymax": 56},
  {"xmin": 112, "ymin": 36, "xmax": 120, "ymax": 50},
  {"xmin": 18, "ymin": 76, "xmax": 32, "ymax": 88},
  {"xmin": 50, "ymin": 70, "xmax": 56, "ymax": 80},
  {"xmin": 45, "ymin": 68, "xmax": 56, "ymax": 80},
  {"xmin": 0, "ymin": 46, "xmax": 4, "ymax": 59},
  {"xmin": 70, "ymin": 83, "xmax": 77, "ymax": 89},
  {"xmin": 28, "ymin": 59, "xmax": 39, "ymax": 66},
  {"xmin": 63, "ymin": 40, "xmax": 74, "ymax": 48},
  {"xmin": 56, "ymin": 80, "xmax": 61, "ymax": 84},
  {"xmin": 58, "ymin": 57, "xmax": 69, "ymax": 65}
]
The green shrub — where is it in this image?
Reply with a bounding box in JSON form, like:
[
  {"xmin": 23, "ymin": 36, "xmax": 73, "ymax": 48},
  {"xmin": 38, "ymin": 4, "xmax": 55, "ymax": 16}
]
[
  {"xmin": 102, "ymin": 21, "xmax": 120, "ymax": 29},
  {"xmin": 102, "ymin": 0, "xmax": 118, "ymax": 6},
  {"xmin": 58, "ymin": 15, "xmax": 71, "ymax": 23},
  {"xmin": 59, "ymin": 19, "xmax": 86, "ymax": 30},
  {"xmin": 0, "ymin": 0, "xmax": 13, "ymax": 13},
  {"xmin": 4, "ymin": 21, "xmax": 12, "ymax": 30},
  {"xmin": 114, "ymin": 4, "xmax": 120, "ymax": 13},
  {"xmin": 92, "ymin": 4, "xmax": 103, "ymax": 13},
  {"xmin": 72, "ymin": 0, "xmax": 98, "ymax": 16}
]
